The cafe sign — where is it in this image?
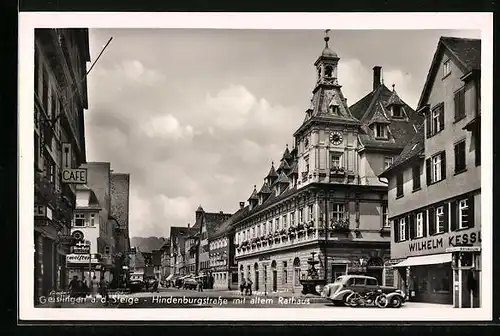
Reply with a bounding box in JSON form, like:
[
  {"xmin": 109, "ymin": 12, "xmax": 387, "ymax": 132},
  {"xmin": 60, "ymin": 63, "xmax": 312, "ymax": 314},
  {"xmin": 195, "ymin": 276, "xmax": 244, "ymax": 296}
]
[
  {"xmin": 392, "ymin": 228, "xmax": 481, "ymax": 258},
  {"xmin": 71, "ymin": 245, "xmax": 90, "ymax": 254}
]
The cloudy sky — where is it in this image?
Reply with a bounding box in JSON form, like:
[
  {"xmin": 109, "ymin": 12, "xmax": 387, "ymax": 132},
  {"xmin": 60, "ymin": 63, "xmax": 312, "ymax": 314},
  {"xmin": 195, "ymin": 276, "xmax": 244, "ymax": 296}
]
[{"xmin": 83, "ymin": 28, "xmax": 480, "ymax": 238}]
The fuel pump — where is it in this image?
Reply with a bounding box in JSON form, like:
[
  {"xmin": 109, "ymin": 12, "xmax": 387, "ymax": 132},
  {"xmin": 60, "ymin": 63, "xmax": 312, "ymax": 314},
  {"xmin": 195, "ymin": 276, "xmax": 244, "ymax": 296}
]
[{"xmin": 447, "ymin": 246, "xmax": 481, "ymax": 308}]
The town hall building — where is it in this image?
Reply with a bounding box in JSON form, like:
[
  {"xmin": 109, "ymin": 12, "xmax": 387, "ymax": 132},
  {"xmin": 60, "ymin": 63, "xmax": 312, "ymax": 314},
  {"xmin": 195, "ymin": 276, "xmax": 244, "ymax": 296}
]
[{"xmin": 232, "ymin": 32, "xmax": 423, "ymax": 294}]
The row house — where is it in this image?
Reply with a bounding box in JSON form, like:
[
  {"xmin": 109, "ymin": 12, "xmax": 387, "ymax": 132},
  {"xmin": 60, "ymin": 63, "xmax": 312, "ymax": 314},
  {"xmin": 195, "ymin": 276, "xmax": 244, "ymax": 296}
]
[
  {"xmin": 208, "ymin": 203, "xmax": 248, "ymax": 290},
  {"xmin": 232, "ymin": 32, "xmax": 422, "ymax": 293},
  {"xmin": 159, "ymin": 239, "xmax": 171, "ymax": 282},
  {"xmin": 34, "ymin": 28, "xmax": 90, "ymax": 301},
  {"xmin": 152, "ymin": 249, "xmax": 162, "ymax": 281},
  {"xmin": 169, "ymin": 226, "xmax": 190, "ymax": 282},
  {"xmin": 381, "ymin": 36, "xmax": 481, "ymax": 308}
]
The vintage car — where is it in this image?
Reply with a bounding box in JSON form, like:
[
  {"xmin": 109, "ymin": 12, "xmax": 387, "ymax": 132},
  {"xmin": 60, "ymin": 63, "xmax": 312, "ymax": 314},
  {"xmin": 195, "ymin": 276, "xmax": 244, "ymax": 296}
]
[
  {"xmin": 321, "ymin": 275, "xmax": 406, "ymax": 308},
  {"xmin": 129, "ymin": 272, "xmax": 145, "ymax": 293},
  {"xmin": 183, "ymin": 277, "xmax": 198, "ymax": 290}
]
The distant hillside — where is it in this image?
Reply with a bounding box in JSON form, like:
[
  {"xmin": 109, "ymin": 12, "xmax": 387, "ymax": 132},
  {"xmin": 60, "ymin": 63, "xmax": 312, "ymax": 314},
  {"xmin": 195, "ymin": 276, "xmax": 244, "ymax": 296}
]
[{"xmin": 130, "ymin": 236, "xmax": 168, "ymax": 253}]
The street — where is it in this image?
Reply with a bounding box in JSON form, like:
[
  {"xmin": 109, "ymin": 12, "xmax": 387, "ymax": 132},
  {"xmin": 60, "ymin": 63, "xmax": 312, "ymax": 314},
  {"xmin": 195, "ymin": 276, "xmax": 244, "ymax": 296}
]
[{"xmin": 39, "ymin": 287, "xmax": 453, "ymax": 309}]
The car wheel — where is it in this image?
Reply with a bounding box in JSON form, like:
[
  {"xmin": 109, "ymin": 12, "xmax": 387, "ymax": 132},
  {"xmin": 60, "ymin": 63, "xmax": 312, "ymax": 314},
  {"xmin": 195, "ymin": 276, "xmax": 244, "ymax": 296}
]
[{"xmin": 389, "ymin": 296, "xmax": 403, "ymax": 308}]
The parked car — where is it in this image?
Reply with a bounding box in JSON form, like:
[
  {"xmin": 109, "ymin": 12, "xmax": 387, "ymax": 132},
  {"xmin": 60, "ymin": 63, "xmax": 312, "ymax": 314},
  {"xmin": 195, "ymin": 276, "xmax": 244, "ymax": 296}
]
[
  {"xmin": 321, "ymin": 275, "xmax": 406, "ymax": 308},
  {"xmin": 129, "ymin": 273, "xmax": 145, "ymax": 293},
  {"xmin": 183, "ymin": 278, "xmax": 198, "ymax": 290}
]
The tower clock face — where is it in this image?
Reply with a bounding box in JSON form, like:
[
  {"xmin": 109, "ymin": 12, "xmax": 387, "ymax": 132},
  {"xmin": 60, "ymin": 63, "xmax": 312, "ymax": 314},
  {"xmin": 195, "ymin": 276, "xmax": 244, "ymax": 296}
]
[{"xmin": 329, "ymin": 131, "xmax": 343, "ymax": 145}]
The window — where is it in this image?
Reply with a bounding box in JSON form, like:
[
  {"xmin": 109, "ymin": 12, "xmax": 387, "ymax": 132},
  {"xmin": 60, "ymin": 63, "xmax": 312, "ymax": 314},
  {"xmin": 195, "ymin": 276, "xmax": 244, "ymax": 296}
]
[
  {"xmin": 299, "ymin": 208, "xmax": 304, "ymax": 223},
  {"xmin": 89, "ymin": 214, "xmax": 95, "ymax": 226},
  {"xmin": 252, "ymin": 227, "xmax": 255, "ymax": 238},
  {"xmin": 396, "ymin": 173, "xmax": 404, "ymax": 198},
  {"xmin": 305, "ymin": 156, "xmax": 310, "ymax": 172},
  {"xmin": 426, "ymin": 151, "xmax": 446, "ymax": 184},
  {"xmin": 436, "ymin": 206, "xmax": 445, "ymax": 233},
  {"xmin": 331, "ymin": 203, "xmax": 345, "ymax": 221},
  {"xmin": 268, "ymin": 221, "xmax": 272, "ymax": 233},
  {"xmin": 454, "ymin": 88, "xmax": 466, "ymax": 121},
  {"xmin": 392, "ymin": 106, "xmax": 402, "ymax": 118},
  {"xmin": 459, "ymin": 199, "xmax": 469, "ymax": 229},
  {"xmin": 308, "ymin": 204, "xmax": 314, "ymax": 221},
  {"xmin": 44, "ymin": 155, "xmax": 56, "ymax": 183},
  {"xmin": 275, "ymin": 218, "xmax": 280, "ymax": 231},
  {"xmin": 290, "ymin": 212, "xmax": 295, "ymax": 226},
  {"xmin": 262, "ymin": 223, "xmax": 266, "ymax": 235},
  {"xmin": 399, "ymin": 218, "xmax": 407, "ymax": 241},
  {"xmin": 282, "ymin": 215, "xmax": 287, "ymax": 229},
  {"xmin": 283, "ymin": 261, "xmax": 288, "ymax": 284},
  {"xmin": 384, "ymin": 157, "xmax": 393, "ymax": 170},
  {"xmin": 427, "ymin": 104, "xmax": 445, "ymax": 137},
  {"xmin": 74, "ymin": 213, "xmax": 85, "ymax": 227},
  {"xmin": 104, "ymin": 246, "xmax": 110, "ymax": 255},
  {"xmin": 42, "ymin": 68, "xmax": 49, "ymax": 112},
  {"xmin": 257, "ymin": 225, "xmax": 261, "ymax": 237},
  {"xmin": 454, "ymin": 139, "xmax": 466, "ymax": 173},
  {"xmin": 246, "ymin": 229, "xmax": 250, "ymax": 240},
  {"xmin": 382, "ymin": 205, "xmax": 389, "ymax": 228},
  {"xmin": 443, "ymin": 59, "xmax": 451, "ymax": 77},
  {"xmin": 416, "ymin": 212, "xmax": 424, "ymax": 237},
  {"xmin": 375, "ymin": 124, "xmax": 388, "ymax": 138},
  {"xmin": 331, "ymin": 154, "xmax": 341, "ymax": 168},
  {"xmin": 366, "ymin": 278, "xmax": 378, "ymax": 286},
  {"xmin": 412, "ymin": 164, "xmax": 421, "ymax": 191}
]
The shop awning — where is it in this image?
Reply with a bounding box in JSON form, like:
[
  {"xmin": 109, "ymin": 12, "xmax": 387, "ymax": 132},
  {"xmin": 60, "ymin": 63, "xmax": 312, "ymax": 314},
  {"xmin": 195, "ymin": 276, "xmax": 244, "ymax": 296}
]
[
  {"xmin": 166, "ymin": 274, "xmax": 174, "ymax": 281},
  {"xmin": 392, "ymin": 253, "xmax": 452, "ymax": 268}
]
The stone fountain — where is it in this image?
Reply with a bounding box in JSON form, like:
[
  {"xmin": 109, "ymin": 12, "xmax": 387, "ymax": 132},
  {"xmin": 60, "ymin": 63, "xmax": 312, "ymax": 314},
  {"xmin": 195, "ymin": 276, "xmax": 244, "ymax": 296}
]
[{"xmin": 299, "ymin": 252, "xmax": 326, "ymax": 296}]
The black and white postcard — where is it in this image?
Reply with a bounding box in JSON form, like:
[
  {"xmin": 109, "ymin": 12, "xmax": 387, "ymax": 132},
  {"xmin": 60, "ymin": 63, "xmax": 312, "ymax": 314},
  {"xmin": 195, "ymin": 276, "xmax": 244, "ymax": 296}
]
[{"xmin": 18, "ymin": 12, "xmax": 493, "ymax": 322}]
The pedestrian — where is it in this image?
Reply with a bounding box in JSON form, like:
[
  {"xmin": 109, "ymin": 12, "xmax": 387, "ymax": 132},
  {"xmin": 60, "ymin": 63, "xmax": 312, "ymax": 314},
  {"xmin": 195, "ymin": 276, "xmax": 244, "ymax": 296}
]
[
  {"xmin": 240, "ymin": 280, "xmax": 246, "ymax": 295},
  {"xmin": 246, "ymin": 278, "xmax": 253, "ymax": 296},
  {"xmin": 80, "ymin": 277, "xmax": 89, "ymax": 298},
  {"xmin": 198, "ymin": 279, "xmax": 203, "ymax": 292},
  {"xmin": 99, "ymin": 276, "xmax": 109, "ymax": 305},
  {"xmin": 90, "ymin": 275, "xmax": 99, "ymax": 298},
  {"xmin": 68, "ymin": 276, "xmax": 80, "ymax": 298}
]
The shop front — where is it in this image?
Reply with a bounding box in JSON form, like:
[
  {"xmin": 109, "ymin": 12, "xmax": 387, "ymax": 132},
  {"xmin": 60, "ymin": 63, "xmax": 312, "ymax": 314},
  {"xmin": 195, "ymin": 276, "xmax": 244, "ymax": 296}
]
[
  {"xmin": 391, "ymin": 228, "xmax": 481, "ymax": 308},
  {"xmin": 66, "ymin": 253, "xmax": 104, "ymax": 285}
]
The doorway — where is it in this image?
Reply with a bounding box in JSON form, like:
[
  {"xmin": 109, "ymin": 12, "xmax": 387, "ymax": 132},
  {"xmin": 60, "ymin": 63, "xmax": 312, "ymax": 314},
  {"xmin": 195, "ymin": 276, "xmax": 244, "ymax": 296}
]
[
  {"xmin": 331, "ymin": 264, "xmax": 347, "ymax": 282},
  {"xmin": 271, "ymin": 260, "xmax": 277, "ymax": 292}
]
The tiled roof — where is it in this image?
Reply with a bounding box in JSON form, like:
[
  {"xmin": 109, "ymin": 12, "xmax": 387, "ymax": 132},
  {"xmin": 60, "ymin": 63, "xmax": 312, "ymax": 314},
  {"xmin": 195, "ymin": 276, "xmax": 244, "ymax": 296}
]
[
  {"xmin": 247, "ymin": 186, "xmax": 259, "ymax": 201},
  {"xmin": 417, "ymin": 36, "xmax": 481, "ymax": 109},
  {"xmin": 441, "ymin": 37, "xmax": 481, "ymax": 71},
  {"xmin": 170, "ymin": 226, "xmax": 190, "ymax": 237},
  {"xmin": 379, "ymin": 122, "xmax": 425, "ymax": 177},
  {"xmin": 349, "ymin": 90, "xmax": 376, "ymax": 120},
  {"xmin": 205, "ymin": 211, "xmax": 233, "ymax": 239},
  {"xmin": 278, "ymin": 159, "xmax": 290, "ymax": 171},
  {"xmin": 276, "ymin": 171, "xmax": 290, "ymax": 184},
  {"xmin": 354, "ymin": 84, "xmax": 422, "ymax": 151},
  {"xmin": 282, "ymin": 146, "xmax": 293, "ymax": 161},
  {"xmin": 265, "ymin": 163, "xmax": 278, "ymax": 179},
  {"xmin": 288, "ymin": 160, "xmax": 298, "ymax": 176},
  {"xmin": 210, "ymin": 207, "xmax": 250, "ymax": 240},
  {"xmin": 386, "ymin": 88, "xmax": 404, "ymax": 107},
  {"xmin": 257, "ymin": 182, "xmax": 272, "ymax": 194}
]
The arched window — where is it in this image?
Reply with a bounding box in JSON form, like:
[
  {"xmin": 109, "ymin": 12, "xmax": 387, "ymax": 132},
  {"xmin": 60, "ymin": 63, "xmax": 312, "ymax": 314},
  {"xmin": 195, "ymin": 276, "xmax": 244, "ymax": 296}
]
[
  {"xmin": 283, "ymin": 261, "xmax": 288, "ymax": 284},
  {"xmin": 325, "ymin": 65, "xmax": 333, "ymax": 77}
]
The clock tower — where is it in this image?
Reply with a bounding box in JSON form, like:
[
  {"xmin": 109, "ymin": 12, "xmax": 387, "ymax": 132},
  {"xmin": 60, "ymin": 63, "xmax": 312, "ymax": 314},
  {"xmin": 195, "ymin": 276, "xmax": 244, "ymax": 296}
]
[{"xmin": 293, "ymin": 30, "xmax": 362, "ymax": 188}]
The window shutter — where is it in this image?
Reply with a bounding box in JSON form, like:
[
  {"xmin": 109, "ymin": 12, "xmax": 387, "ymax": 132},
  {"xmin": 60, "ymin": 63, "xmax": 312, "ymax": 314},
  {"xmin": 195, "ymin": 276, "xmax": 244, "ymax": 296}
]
[
  {"xmin": 468, "ymin": 195, "xmax": 475, "ymax": 228},
  {"xmin": 422, "ymin": 211, "xmax": 428, "ymax": 237},
  {"xmin": 454, "ymin": 92, "xmax": 460, "ymax": 120},
  {"xmin": 408, "ymin": 213, "xmax": 415, "ymax": 240},
  {"xmin": 425, "ymin": 114, "xmax": 431, "ymax": 138},
  {"xmin": 450, "ymin": 201, "xmax": 458, "ymax": 231},
  {"xmin": 405, "ymin": 216, "xmax": 410, "ymax": 240},
  {"xmin": 440, "ymin": 152, "xmax": 446, "ymax": 180},
  {"xmin": 394, "ymin": 219, "xmax": 400, "ymax": 243},
  {"xmin": 439, "ymin": 105, "xmax": 445, "ymax": 132},
  {"xmin": 443, "ymin": 203, "xmax": 450, "ymax": 232},
  {"xmin": 428, "ymin": 208, "xmax": 436, "ymax": 235},
  {"xmin": 426, "ymin": 158, "xmax": 432, "ymax": 185}
]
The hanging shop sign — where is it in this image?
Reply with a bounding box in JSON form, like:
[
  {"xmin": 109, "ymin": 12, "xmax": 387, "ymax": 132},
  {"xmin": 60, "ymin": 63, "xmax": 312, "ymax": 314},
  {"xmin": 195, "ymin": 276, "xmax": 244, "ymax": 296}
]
[
  {"xmin": 62, "ymin": 168, "xmax": 88, "ymax": 184},
  {"xmin": 66, "ymin": 254, "xmax": 99, "ymax": 264},
  {"xmin": 71, "ymin": 245, "xmax": 90, "ymax": 254}
]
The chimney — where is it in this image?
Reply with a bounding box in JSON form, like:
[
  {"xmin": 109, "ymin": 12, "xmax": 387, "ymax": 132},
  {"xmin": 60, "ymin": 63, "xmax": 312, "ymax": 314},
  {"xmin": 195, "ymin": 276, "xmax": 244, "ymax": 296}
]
[
  {"xmin": 373, "ymin": 66, "xmax": 382, "ymax": 91},
  {"xmin": 187, "ymin": 223, "xmax": 190, "ymax": 229},
  {"xmin": 239, "ymin": 202, "xmax": 245, "ymax": 209}
]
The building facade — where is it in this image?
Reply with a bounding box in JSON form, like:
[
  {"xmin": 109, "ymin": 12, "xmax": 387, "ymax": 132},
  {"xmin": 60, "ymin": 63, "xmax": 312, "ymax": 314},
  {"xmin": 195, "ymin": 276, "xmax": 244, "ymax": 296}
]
[
  {"xmin": 169, "ymin": 226, "xmax": 190, "ymax": 283},
  {"xmin": 381, "ymin": 37, "xmax": 481, "ymax": 308},
  {"xmin": 159, "ymin": 240, "xmax": 171, "ymax": 283},
  {"xmin": 233, "ymin": 33, "xmax": 422, "ymax": 294},
  {"xmin": 209, "ymin": 203, "xmax": 247, "ymax": 290},
  {"xmin": 34, "ymin": 28, "xmax": 90, "ymax": 301},
  {"xmin": 67, "ymin": 185, "xmax": 109, "ymax": 282}
]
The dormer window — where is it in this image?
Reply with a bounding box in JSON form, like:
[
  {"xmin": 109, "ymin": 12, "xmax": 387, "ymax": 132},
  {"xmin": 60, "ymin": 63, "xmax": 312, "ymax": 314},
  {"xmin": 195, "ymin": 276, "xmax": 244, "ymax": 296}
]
[
  {"xmin": 375, "ymin": 123, "xmax": 388, "ymax": 139},
  {"xmin": 392, "ymin": 105, "xmax": 402, "ymax": 118}
]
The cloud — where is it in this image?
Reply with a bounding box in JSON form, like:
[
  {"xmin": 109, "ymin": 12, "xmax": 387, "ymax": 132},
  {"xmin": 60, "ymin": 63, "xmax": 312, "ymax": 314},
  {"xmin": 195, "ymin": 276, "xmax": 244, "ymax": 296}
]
[{"xmin": 141, "ymin": 114, "xmax": 194, "ymax": 141}]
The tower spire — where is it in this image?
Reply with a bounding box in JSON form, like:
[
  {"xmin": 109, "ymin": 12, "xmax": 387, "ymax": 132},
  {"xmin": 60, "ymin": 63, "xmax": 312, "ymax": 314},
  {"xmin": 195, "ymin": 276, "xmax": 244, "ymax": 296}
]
[{"xmin": 324, "ymin": 29, "xmax": 330, "ymax": 48}]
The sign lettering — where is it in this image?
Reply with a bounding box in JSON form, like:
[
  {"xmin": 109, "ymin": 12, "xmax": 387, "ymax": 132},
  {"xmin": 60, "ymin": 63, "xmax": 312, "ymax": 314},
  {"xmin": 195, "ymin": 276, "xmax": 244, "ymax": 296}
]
[
  {"xmin": 66, "ymin": 254, "xmax": 99, "ymax": 264},
  {"xmin": 71, "ymin": 245, "xmax": 90, "ymax": 254},
  {"xmin": 409, "ymin": 230, "xmax": 481, "ymax": 253},
  {"xmin": 62, "ymin": 168, "xmax": 87, "ymax": 184}
]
